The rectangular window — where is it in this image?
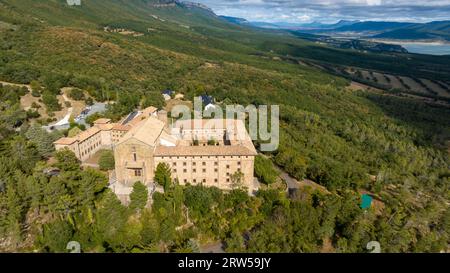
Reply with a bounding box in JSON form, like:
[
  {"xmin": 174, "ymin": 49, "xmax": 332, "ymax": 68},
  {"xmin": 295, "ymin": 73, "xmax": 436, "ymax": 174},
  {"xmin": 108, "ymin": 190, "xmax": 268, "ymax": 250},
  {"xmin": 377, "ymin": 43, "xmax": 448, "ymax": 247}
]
[
  {"xmin": 134, "ymin": 169, "xmax": 142, "ymax": 176},
  {"xmin": 214, "ymin": 168, "xmax": 218, "ymax": 173},
  {"xmin": 202, "ymin": 169, "xmax": 206, "ymax": 173},
  {"xmin": 202, "ymin": 162, "xmax": 206, "ymax": 166}
]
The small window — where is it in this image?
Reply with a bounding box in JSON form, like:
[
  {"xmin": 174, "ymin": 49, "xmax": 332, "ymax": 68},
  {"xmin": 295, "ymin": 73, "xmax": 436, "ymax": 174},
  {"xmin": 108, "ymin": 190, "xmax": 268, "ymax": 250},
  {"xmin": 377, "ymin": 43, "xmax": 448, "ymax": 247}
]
[
  {"xmin": 183, "ymin": 162, "xmax": 187, "ymax": 166},
  {"xmin": 214, "ymin": 162, "xmax": 218, "ymax": 166},
  {"xmin": 226, "ymin": 165, "xmax": 230, "ymax": 169},
  {"xmin": 193, "ymin": 169, "xmax": 196, "ymax": 173},
  {"xmin": 202, "ymin": 169, "xmax": 206, "ymax": 173},
  {"xmin": 202, "ymin": 162, "xmax": 206, "ymax": 166},
  {"xmin": 134, "ymin": 169, "xmax": 142, "ymax": 176},
  {"xmin": 193, "ymin": 162, "xmax": 196, "ymax": 166},
  {"xmin": 202, "ymin": 179, "xmax": 206, "ymax": 183},
  {"xmin": 214, "ymin": 168, "xmax": 218, "ymax": 173},
  {"xmin": 183, "ymin": 169, "xmax": 187, "ymax": 173},
  {"xmin": 214, "ymin": 179, "xmax": 218, "ymax": 183},
  {"xmin": 238, "ymin": 161, "xmax": 241, "ymax": 166},
  {"xmin": 133, "ymin": 153, "xmax": 137, "ymax": 162}
]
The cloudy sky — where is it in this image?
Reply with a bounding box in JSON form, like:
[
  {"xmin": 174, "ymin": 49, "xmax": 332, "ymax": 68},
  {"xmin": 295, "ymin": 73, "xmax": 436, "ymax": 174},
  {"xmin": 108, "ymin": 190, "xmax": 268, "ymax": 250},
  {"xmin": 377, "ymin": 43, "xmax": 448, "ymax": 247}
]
[{"xmin": 194, "ymin": 0, "xmax": 450, "ymax": 23}]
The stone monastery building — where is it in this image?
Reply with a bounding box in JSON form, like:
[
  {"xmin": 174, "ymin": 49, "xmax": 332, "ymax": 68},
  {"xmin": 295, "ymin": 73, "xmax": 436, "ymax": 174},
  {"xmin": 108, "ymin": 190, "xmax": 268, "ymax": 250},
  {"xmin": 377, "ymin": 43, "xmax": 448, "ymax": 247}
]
[{"xmin": 54, "ymin": 107, "xmax": 257, "ymax": 200}]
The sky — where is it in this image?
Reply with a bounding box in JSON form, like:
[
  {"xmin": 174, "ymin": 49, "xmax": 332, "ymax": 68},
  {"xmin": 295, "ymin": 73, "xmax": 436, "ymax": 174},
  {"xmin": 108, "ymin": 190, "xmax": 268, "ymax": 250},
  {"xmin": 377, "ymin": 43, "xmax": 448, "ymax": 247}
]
[{"xmin": 193, "ymin": 0, "xmax": 450, "ymax": 24}]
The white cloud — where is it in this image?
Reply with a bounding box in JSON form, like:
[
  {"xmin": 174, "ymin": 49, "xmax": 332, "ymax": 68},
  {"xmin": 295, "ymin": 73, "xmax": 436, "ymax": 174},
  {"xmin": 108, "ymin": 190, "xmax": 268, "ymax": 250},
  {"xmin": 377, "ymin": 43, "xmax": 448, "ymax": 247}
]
[{"xmin": 196, "ymin": 0, "xmax": 450, "ymax": 23}]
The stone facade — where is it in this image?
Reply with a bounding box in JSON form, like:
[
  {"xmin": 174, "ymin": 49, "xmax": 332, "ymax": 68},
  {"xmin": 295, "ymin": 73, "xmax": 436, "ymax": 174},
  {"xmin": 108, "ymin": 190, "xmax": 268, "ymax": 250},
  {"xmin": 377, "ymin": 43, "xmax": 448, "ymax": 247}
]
[{"xmin": 54, "ymin": 107, "xmax": 158, "ymax": 161}]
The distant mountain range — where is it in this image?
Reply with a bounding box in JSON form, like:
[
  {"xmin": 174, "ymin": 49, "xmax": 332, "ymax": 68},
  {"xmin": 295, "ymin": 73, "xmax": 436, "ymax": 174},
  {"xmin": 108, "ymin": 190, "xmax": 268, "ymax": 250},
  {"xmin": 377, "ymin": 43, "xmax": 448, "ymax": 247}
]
[{"xmin": 219, "ymin": 17, "xmax": 450, "ymax": 41}]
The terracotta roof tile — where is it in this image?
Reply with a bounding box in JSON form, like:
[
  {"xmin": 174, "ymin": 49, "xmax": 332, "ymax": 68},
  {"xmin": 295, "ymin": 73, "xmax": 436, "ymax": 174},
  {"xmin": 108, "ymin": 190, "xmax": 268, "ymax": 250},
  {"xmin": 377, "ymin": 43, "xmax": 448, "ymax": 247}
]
[
  {"xmin": 77, "ymin": 127, "xmax": 101, "ymax": 142},
  {"xmin": 154, "ymin": 145, "xmax": 257, "ymax": 156},
  {"xmin": 112, "ymin": 124, "xmax": 131, "ymax": 131},
  {"xmin": 93, "ymin": 118, "xmax": 111, "ymax": 124},
  {"xmin": 54, "ymin": 137, "xmax": 77, "ymax": 145}
]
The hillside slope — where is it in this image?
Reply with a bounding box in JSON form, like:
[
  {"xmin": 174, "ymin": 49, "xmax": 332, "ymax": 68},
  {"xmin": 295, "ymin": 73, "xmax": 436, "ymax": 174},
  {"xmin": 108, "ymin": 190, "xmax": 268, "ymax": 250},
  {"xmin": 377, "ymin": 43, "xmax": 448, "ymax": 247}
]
[
  {"xmin": 0, "ymin": 0, "xmax": 448, "ymax": 253},
  {"xmin": 374, "ymin": 21, "xmax": 450, "ymax": 41}
]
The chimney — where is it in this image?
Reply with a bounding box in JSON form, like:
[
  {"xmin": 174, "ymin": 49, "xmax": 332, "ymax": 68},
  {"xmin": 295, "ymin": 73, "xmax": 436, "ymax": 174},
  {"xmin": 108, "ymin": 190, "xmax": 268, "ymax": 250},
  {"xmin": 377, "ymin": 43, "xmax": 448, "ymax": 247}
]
[{"xmin": 157, "ymin": 110, "xmax": 169, "ymax": 129}]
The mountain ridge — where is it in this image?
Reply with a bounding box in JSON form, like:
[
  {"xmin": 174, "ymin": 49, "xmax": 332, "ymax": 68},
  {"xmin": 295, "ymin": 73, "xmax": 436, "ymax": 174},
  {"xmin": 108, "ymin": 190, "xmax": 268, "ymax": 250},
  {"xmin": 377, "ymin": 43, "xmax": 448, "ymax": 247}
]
[{"xmin": 223, "ymin": 16, "xmax": 450, "ymax": 41}]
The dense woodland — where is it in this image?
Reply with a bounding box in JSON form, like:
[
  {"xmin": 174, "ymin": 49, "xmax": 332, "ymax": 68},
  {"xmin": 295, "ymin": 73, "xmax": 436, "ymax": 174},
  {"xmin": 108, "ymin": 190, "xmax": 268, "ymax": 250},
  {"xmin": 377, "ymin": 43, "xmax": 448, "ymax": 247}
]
[{"xmin": 0, "ymin": 0, "xmax": 448, "ymax": 252}]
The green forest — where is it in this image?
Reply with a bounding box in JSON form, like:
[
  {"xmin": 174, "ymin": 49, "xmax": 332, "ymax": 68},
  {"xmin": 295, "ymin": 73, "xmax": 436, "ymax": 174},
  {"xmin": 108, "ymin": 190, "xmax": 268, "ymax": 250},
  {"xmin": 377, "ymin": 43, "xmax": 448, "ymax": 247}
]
[{"xmin": 0, "ymin": 0, "xmax": 448, "ymax": 252}]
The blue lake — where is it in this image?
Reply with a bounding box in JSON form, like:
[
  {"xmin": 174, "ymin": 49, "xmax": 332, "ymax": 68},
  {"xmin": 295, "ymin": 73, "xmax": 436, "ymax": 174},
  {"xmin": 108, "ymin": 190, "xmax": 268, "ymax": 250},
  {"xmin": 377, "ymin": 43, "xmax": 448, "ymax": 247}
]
[{"xmin": 399, "ymin": 43, "xmax": 450, "ymax": 55}]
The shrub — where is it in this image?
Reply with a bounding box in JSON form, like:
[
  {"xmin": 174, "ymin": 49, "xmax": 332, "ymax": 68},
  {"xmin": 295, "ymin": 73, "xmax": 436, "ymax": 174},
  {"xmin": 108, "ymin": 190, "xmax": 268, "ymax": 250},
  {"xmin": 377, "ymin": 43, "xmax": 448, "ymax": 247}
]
[
  {"xmin": 68, "ymin": 88, "xmax": 85, "ymax": 101},
  {"xmin": 254, "ymin": 155, "xmax": 279, "ymax": 185},
  {"xmin": 98, "ymin": 150, "xmax": 115, "ymax": 171}
]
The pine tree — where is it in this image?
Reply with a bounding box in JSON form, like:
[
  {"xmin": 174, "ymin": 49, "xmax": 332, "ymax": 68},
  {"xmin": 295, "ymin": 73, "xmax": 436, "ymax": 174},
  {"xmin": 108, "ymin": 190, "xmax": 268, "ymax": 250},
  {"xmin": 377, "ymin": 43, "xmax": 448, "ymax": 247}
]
[
  {"xmin": 25, "ymin": 125, "xmax": 56, "ymax": 158},
  {"xmin": 55, "ymin": 149, "xmax": 80, "ymax": 171},
  {"xmin": 154, "ymin": 163, "xmax": 172, "ymax": 191},
  {"xmin": 129, "ymin": 182, "xmax": 148, "ymax": 212}
]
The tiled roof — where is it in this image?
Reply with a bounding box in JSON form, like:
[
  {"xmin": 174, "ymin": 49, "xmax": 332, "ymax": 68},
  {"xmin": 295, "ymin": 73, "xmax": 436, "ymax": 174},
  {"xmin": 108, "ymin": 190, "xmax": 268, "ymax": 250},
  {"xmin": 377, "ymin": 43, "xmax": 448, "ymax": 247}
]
[
  {"xmin": 112, "ymin": 124, "xmax": 131, "ymax": 131},
  {"xmin": 154, "ymin": 145, "xmax": 257, "ymax": 156},
  {"xmin": 93, "ymin": 118, "xmax": 111, "ymax": 124},
  {"xmin": 174, "ymin": 118, "xmax": 244, "ymax": 130},
  {"xmin": 77, "ymin": 126, "xmax": 101, "ymax": 142},
  {"xmin": 141, "ymin": 106, "xmax": 158, "ymax": 116},
  {"xmin": 96, "ymin": 124, "xmax": 114, "ymax": 131},
  {"xmin": 118, "ymin": 116, "xmax": 165, "ymax": 146},
  {"xmin": 173, "ymin": 119, "xmax": 252, "ymax": 142},
  {"xmin": 54, "ymin": 137, "xmax": 77, "ymax": 145},
  {"xmin": 54, "ymin": 126, "xmax": 101, "ymax": 145}
]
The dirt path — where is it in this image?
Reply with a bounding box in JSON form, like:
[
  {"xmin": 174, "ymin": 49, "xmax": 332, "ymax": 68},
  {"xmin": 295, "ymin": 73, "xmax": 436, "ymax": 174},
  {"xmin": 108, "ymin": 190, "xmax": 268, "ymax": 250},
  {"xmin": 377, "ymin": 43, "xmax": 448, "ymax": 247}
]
[
  {"xmin": 52, "ymin": 93, "xmax": 73, "ymax": 126},
  {"xmin": 1, "ymin": 80, "xmax": 88, "ymax": 124}
]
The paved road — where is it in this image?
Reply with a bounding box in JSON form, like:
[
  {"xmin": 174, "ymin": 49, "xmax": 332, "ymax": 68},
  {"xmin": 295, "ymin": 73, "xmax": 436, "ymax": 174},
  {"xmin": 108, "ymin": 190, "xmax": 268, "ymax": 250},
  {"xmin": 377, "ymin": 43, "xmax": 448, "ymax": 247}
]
[
  {"xmin": 53, "ymin": 97, "xmax": 73, "ymax": 126},
  {"xmin": 276, "ymin": 166, "xmax": 300, "ymax": 190}
]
